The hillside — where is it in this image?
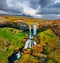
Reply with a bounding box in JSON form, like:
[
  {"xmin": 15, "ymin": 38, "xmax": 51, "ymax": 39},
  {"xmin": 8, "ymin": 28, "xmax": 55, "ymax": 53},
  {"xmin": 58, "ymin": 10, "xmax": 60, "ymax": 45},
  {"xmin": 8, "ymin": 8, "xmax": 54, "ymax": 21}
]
[
  {"xmin": 0, "ymin": 27, "xmax": 60, "ymax": 63},
  {"xmin": 0, "ymin": 15, "xmax": 60, "ymax": 36},
  {"xmin": 0, "ymin": 28, "xmax": 28, "ymax": 63},
  {"xmin": 0, "ymin": 15, "xmax": 60, "ymax": 63}
]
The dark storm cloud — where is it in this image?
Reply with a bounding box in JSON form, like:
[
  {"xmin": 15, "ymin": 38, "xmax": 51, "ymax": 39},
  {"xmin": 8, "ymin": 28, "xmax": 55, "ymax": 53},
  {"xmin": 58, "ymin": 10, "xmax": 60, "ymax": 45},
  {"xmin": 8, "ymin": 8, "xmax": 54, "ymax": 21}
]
[
  {"xmin": 5, "ymin": 8, "xmax": 23, "ymax": 15},
  {"xmin": 37, "ymin": 7, "xmax": 60, "ymax": 14},
  {"xmin": 29, "ymin": 0, "xmax": 54, "ymax": 9},
  {"xmin": 0, "ymin": 0, "xmax": 57, "ymax": 15},
  {"xmin": 0, "ymin": 0, "xmax": 23, "ymax": 15},
  {"xmin": 29, "ymin": 0, "xmax": 39, "ymax": 9},
  {"xmin": 0, "ymin": 0, "xmax": 60, "ymax": 19},
  {"xmin": 37, "ymin": 1, "xmax": 60, "ymax": 14},
  {"xmin": 54, "ymin": 3, "xmax": 60, "ymax": 8},
  {"xmin": 39, "ymin": 0, "xmax": 54, "ymax": 8},
  {"xmin": 0, "ymin": 0, "xmax": 8, "ymax": 10},
  {"xmin": 48, "ymin": 3, "xmax": 60, "ymax": 8}
]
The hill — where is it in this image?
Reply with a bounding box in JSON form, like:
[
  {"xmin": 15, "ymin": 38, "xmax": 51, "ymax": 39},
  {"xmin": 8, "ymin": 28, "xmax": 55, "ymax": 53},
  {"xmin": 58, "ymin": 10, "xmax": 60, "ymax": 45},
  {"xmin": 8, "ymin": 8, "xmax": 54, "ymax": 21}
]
[{"xmin": 0, "ymin": 15, "xmax": 60, "ymax": 63}]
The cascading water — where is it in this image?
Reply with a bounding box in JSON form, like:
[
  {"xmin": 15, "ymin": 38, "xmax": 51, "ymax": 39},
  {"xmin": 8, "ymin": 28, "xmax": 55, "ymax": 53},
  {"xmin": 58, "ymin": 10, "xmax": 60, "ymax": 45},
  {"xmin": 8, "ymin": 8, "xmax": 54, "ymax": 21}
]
[
  {"xmin": 8, "ymin": 49, "xmax": 22, "ymax": 63},
  {"xmin": 24, "ymin": 23, "xmax": 37, "ymax": 49},
  {"xmin": 33, "ymin": 23, "xmax": 37, "ymax": 36},
  {"xmin": 29, "ymin": 25, "xmax": 32, "ymax": 39},
  {"xmin": 24, "ymin": 39, "xmax": 37, "ymax": 49},
  {"xmin": 16, "ymin": 51, "xmax": 21, "ymax": 59},
  {"xmin": 8, "ymin": 22, "xmax": 37, "ymax": 63}
]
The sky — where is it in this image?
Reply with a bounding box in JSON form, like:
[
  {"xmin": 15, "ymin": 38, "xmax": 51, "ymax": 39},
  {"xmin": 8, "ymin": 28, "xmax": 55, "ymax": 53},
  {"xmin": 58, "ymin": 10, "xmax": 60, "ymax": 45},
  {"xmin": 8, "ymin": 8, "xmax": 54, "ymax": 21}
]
[{"xmin": 0, "ymin": 0, "xmax": 60, "ymax": 19}]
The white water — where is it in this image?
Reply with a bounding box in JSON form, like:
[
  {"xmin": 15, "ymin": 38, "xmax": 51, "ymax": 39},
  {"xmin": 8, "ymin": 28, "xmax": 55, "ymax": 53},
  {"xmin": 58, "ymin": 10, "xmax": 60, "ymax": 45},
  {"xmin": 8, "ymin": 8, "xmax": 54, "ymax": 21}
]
[
  {"xmin": 24, "ymin": 23, "xmax": 37, "ymax": 49},
  {"xmin": 29, "ymin": 25, "xmax": 32, "ymax": 39},
  {"xmin": 16, "ymin": 23, "xmax": 37, "ymax": 59},
  {"xmin": 33, "ymin": 23, "xmax": 37, "ymax": 36},
  {"xmin": 8, "ymin": 23, "xmax": 37, "ymax": 63},
  {"xmin": 24, "ymin": 39, "xmax": 37, "ymax": 49},
  {"xmin": 16, "ymin": 51, "xmax": 21, "ymax": 59}
]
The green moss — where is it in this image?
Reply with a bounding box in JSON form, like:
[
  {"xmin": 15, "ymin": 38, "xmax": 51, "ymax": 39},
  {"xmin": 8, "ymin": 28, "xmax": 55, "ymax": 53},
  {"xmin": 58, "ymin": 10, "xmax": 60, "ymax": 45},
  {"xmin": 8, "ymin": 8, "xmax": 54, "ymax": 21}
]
[
  {"xmin": 37, "ymin": 28, "xmax": 60, "ymax": 63},
  {"xmin": 38, "ymin": 28, "xmax": 59, "ymax": 43},
  {"xmin": 46, "ymin": 59, "xmax": 55, "ymax": 63},
  {"xmin": 0, "ymin": 28, "xmax": 28, "ymax": 63},
  {"xmin": 20, "ymin": 54, "xmax": 39, "ymax": 63}
]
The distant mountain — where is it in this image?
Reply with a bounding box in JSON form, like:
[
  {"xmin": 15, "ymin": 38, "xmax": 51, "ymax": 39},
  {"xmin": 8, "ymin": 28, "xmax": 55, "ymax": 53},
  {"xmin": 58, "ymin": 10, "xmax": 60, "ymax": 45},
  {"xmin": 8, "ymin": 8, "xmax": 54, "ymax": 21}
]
[
  {"xmin": 21, "ymin": 14, "xmax": 33, "ymax": 18},
  {"xmin": 0, "ymin": 14, "xmax": 33, "ymax": 18}
]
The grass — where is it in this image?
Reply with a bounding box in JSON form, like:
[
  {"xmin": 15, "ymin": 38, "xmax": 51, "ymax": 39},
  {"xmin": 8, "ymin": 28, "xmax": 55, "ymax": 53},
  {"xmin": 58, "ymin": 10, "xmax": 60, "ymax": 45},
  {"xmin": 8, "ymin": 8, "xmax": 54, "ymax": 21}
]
[
  {"xmin": 0, "ymin": 27, "xmax": 60, "ymax": 63},
  {"xmin": 0, "ymin": 27, "xmax": 28, "ymax": 63},
  {"xmin": 38, "ymin": 28, "xmax": 60, "ymax": 63},
  {"xmin": 0, "ymin": 28, "xmax": 28, "ymax": 48},
  {"xmin": 19, "ymin": 54, "xmax": 39, "ymax": 63},
  {"xmin": 38, "ymin": 28, "xmax": 59, "ymax": 43}
]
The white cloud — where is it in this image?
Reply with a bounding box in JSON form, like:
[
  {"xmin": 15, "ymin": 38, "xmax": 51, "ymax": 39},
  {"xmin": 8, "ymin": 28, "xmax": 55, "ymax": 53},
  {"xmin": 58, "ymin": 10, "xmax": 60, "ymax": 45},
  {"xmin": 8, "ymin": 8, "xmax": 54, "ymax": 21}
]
[
  {"xmin": 55, "ymin": 0, "xmax": 60, "ymax": 3},
  {"xmin": 7, "ymin": 0, "xmax": 38, "ymax": 16},
  {"xmin": 7, "ymin": 0, "xmax": 22, "ymax": 10},
  {"xmin": 0, "ymin": 10, "xmax": 8, "ymax": 14},
  {"xmin": 23, "ymin": 7, "xmax": 36, "ymax": 15}
]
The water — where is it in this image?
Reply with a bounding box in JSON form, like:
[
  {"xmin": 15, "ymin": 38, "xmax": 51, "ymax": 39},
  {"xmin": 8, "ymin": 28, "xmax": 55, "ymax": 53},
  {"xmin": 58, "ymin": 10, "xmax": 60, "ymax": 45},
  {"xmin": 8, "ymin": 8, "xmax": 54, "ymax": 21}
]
[
  {"xmin": 8, "ymin": 52, "xmax": 18, "ymax": 63},
  {"xmin": 29, "ymin": 23, "xmax": 37, "ymax": 38},
  {"xmin": 24, "ymin": 39, "xmax": 37, "ymax": 49},
  {"xmin": 16, "ymin": 51, "xmax": 21, "ymax": 59},
  {"xmin": 8, "ymin": 23, "xmax": 37, "ymax": 63},
  {"xmin": 29, "ymin": 25, "xmax": 32, "ymax": 39},
  {"xmin": 8, "ymin": 48, "xmax": 22, "ymax": 63},
  {"xmin": 33, "ymin": 23, "xmax": 37, "ymax": 36}
]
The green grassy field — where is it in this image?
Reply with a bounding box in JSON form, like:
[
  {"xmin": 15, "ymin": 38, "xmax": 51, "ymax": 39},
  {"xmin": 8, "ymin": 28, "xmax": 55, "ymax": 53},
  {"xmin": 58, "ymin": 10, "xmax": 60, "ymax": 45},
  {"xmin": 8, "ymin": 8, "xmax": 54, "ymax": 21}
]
[
  {"xmin": 0, "ymin": 27, "xmax": 60, "ymax": 63},
  {"xmin": 0, "ymin": 28, "xmax": 28, "ymax": 63},
  {"xmin": 37, "ymin": 29, "xmax": 60, "ymax": 63}
]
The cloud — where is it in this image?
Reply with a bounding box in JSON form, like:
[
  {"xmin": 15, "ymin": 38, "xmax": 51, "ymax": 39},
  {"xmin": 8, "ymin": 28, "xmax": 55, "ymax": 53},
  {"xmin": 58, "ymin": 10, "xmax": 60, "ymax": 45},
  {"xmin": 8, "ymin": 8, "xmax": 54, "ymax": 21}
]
[
  {"xmin": 39, "ymin": 0, "xmax": 54, "ymax": 8},
  {"xmin": 29, "ymin": 0, "xmax": 39, "ymax": 9},
  {"xmin": 0, "ymin": 10, "xmax": 8, "ymax": 14},
  {"xmin": 49, "ymin": 3, "xmax": 60, "ymax": 8},
  {"xmin": 41, "ymin": 14, "xmax": 60, "ymax": 19},
  {"xmin": 37, "ymin": 7, "xmax": 60, "ymax": 14},
  {"xmin": 37, "ymin": 1, "xmax": 60, "ymax": 14},
  {"xmin": 0, "ymin": 0, "xmax": 60, "ymax": 19},
  {"xmin": 0, "ymin": 0, "xmax": 8, "ymax": 10},
  {"xmin": 0, "ymin": 0, "xmax": 23, "ymax": 15},
  {"xmin": 29, "ymin": 0, "xmax": 54, "ymax": 9},
  {"xmin": 55, "ymin": 0, "xmax": 60, "ymax": 3},
  {"xmin": 0, "ymin": 0, "xmax": 37, "ymax": 15},
  {"xmin": 36, "ymin": 1, "xmax": 60, "ymax": 19}
]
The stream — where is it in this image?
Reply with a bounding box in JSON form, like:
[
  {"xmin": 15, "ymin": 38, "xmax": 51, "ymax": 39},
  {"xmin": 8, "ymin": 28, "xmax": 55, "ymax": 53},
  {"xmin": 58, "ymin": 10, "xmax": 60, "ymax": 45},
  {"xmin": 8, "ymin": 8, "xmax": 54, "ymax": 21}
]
[
  {"xmin": 8, "ymin": 23, "xmax": 37, "ymax": 63},
  {"xmin": 8, "ymin": 48, "xmax": 22, "ymax": 63}
]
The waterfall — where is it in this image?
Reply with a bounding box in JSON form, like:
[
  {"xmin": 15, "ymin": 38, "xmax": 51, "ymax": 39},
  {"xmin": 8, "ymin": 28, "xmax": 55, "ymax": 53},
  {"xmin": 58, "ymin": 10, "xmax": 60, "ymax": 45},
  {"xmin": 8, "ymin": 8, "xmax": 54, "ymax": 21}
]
[
  {"xmin": 16, "ymin": 51, "xmax": 21, "ymax": 59},
  {"xmin": 8, "ymin": 51, "xmax": 21, "ymax": 63},
  {"xmin": 8, "ymin": 23, "xmax": 38, "ymax": 63},
  {"xmin": 24, "ymin": 39, "xmax": 32, "ymax": 49},
  {"xmin": 24, "ymin": 23, "xmax": 37, "ymax": 49},
  {"xmin": 33, "ymin": 23, "xmax": 37, "ymax": 36},
  {"xmin": 29, "ymin": 25, "xmax": 32, "ymax": 39},
  {"xmin": 24, "ymin": 39, "xmax": 37, "ymax": 49}
]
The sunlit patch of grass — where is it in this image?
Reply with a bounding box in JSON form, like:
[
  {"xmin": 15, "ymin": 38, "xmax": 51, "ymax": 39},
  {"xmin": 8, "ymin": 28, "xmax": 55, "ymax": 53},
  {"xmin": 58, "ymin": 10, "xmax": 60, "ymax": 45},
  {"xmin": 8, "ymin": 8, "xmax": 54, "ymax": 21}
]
[
  {"xmin": 38, "ymin": 28, "xmax": 59, "ymax": 43},
  {"xmin": 0, "ymin": 27, "xmax": 28, "ymax": 63},
  {"xmin": 0, "ymin": 28, "xmax": 27, "ymax": 48},
  {"xmin": 20, "ymin": 54, "xmax": 39, "ymax": 63},
  {"xmin": 37, "ymin": 28, "xmax": 60, "ymax": 63}
]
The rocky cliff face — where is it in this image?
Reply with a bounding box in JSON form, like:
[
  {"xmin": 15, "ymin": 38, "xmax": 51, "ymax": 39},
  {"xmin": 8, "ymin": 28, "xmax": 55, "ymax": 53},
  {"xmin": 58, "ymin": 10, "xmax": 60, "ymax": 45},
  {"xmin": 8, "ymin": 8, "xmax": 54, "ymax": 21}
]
[{"xmin": 0, "ymin": 20, "xmax": 29, "ymax": 31}]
